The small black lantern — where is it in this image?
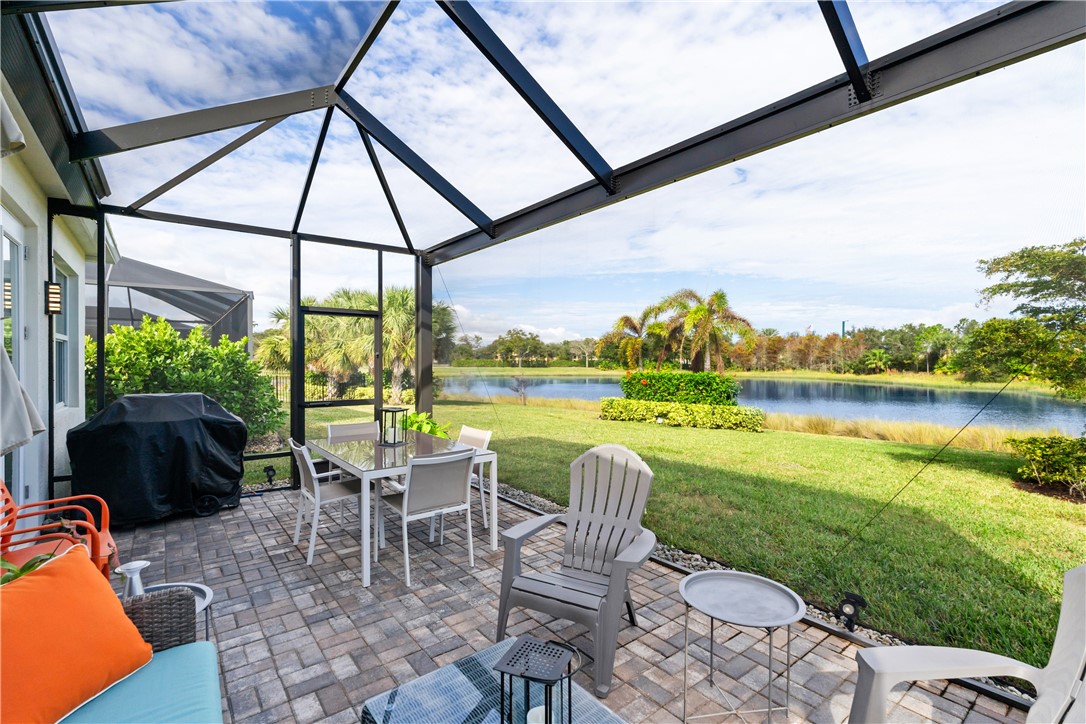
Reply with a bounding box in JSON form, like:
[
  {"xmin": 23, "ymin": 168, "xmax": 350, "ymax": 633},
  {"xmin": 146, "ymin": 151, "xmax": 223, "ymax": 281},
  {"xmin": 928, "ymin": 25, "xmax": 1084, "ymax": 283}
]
[
  {"xmin": 836, "ymin": 592, "xmax": 868, "ymax": 632},
  {"xmin": 493, "ymin": 636, "xmax": 581, "ymax": 724},
  {"xmin": 381, "ymin": 407, "xmax": 407, "ymax": 446}
]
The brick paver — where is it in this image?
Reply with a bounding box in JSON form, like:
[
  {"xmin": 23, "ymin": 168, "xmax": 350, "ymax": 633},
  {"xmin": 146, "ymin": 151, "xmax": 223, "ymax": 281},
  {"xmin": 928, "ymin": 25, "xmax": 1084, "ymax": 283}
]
[{"xmin": 110, "ymin": 490, "xmax": 1027, "ymax": 723}]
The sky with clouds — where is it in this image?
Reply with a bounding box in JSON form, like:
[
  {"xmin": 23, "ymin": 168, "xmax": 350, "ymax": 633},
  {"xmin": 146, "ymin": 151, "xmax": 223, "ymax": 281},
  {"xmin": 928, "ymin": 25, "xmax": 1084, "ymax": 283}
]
[{"xmin": 47, "ymin": 1, "xmax": 1085, "ymax": 343}]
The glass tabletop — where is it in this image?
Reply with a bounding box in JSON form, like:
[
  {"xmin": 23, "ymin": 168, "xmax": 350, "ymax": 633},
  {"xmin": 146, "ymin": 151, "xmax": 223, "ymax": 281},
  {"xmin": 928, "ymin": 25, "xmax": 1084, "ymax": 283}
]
[{"xmin": 308, "ymin": 430, "xmax": 467, "ymax": 474}]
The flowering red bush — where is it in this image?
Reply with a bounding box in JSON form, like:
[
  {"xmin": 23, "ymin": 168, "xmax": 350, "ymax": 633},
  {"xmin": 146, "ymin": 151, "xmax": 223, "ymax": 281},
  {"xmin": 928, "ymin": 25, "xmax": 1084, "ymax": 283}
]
[{"xmin": 640, "ymin": 379, "xmax": 648, "ymax": 385}]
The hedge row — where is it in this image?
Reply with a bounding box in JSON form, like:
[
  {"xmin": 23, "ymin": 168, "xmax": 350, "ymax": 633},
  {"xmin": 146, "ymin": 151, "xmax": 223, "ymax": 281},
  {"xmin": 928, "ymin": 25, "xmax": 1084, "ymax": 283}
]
[
  {"xmin": 600, "ymin": 398, "xmax": 764, "ymax": 432},
  {"xmin": 619, "ymin": 371, "xmax": 740, "ymax": 405}
]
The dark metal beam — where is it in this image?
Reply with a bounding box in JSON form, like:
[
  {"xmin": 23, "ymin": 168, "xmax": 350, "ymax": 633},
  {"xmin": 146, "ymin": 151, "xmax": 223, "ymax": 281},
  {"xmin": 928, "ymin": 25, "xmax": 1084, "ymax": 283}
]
[
  {"xmin": 415, "ymin": 257, "xmax": 433, "ymax": 413},
  {"xmin": 292, "ymin": 107, "xmax": 334, "ymax": 234},
  {"xmin": 70, "ymin": 86, "xmax": 335, "ymax": 161},
  {"xmin": 819, "ymin": 0, "xmax": 872, "ymax": 103},
  {"xmin": 335, "ymin": 0, "xmax": 398, "ymax": 92},
  {"xmin": 427, "ymin": 0, "xmax": 1085, "ymax": 264},
  {"xmin": 335, "ymin": 91, "xmax": 494, "ymax": 235},
  {"xmin": 2, "ymin": 1, "xmax": 178, "ymax": 15},
  {"xmin": 129, "ymin": 117, "xmax": 285, "ymax": 210},
  {"xmin": 289, "ymin": 233, "xmax": 303, "ymax": 488},
  {"xmin": 358, "ymin": 127, "xmax": 415, "ymax": 253},
  {"xmin": 97, "ymin": 203, "xmax": 414, "ymax": 254},
  {"xmin": 438, "ymin": 0, "xmax": 614, "ymax": 193}
]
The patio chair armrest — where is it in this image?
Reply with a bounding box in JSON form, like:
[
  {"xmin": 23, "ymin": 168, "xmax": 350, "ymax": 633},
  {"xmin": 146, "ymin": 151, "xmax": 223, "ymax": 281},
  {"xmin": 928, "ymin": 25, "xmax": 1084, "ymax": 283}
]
[
  {"xmin": 123, "ymin": 587, "xmax": 197, "ymax": 653},
  {"xmin": 501, "ymin": 513, "xmax": 562, "ymax": 547},
  {"xmin": 613, "ymin": 529, "xmax": 656, "ymax": 570},
  {"xmin": 849, "ymin": 646, "xmax": 1043, "ymax": 724},
  {"xmin": 500, "ymin": 513, "xmax": 563, "ymax": 580},
  {"xmin": 17, "ymin": 493, "xmax": 111, "ymax": 529}
]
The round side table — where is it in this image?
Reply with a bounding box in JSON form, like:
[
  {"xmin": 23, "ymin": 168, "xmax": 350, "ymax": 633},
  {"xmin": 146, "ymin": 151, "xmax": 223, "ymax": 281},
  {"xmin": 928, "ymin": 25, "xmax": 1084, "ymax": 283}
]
[
  {"xmin": 680, "ymin": 570, "xmax": 805, "ymax": 723},
  {"xmin": 144, "ymin": 582, "xmax": 214, "ymax": 640}
]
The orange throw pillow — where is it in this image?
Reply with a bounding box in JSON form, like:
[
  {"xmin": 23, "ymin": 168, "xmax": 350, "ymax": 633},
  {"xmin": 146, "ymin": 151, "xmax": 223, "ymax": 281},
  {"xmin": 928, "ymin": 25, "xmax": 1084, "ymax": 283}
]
[{"xmin": 1, "ymin": 545, "xmax": 152, "ymax": 724}]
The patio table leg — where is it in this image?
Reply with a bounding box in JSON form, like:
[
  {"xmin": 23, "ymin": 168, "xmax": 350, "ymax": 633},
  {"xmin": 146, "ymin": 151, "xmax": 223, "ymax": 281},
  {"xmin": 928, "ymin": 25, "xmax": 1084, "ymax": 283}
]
[
  {"xmin": 489, "ymin": 456, "xmax": 499, "ymax": 551},
  {"xmin": 361, "ymin": 473, "xmax": 371, "ymax": 587}
]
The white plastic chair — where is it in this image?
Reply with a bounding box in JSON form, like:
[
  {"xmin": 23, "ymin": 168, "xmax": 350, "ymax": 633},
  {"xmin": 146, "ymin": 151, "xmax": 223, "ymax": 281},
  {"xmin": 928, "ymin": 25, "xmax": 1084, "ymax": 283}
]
[
  {"xmin": 496, "ymin": 444, "xmax": 656, "ymax": 698},
  {"xmin": 849, "ymin": 564, "xmax": 1086, "ymax": 723},
  {"xmin": 288, "ymin": 439, "xmax": 362, "ymax": 565},
  {"xmin": 457, "ymin": 425, "xmax": 493, "ymax": 528},
  {"xmin": 377, "ymin": 447, "xmax": 477, "ymax": 587}
]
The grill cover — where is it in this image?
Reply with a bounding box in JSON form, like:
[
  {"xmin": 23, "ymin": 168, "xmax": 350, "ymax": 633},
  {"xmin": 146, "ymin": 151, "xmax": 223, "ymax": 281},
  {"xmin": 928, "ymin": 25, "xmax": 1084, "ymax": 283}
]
[{"xmin": 67, "ymin": 393, "xmax": 246, "ymax": 526}]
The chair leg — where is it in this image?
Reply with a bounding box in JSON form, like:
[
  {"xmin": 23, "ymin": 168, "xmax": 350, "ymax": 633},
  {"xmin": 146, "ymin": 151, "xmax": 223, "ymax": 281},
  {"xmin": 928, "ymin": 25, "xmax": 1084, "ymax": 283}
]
[
  {"xmin": 593, "ymin": 609, "xmax": 622, "ymax": 698},
  {"xmin": 477, "ymin": 467, "xmax": 489, "ymax": 529},
  {"xmin": 306, "ymin": 503, "xmax": 320, "ymax": 566},
  {"xmin": 429, "ymin": 516, "xmax": 436, "ymax": 543},
  {"xmin": 466, "ymin": 507, "xmax": 474, "ymax": 568},
  {"xmin": 439, "ymin": 514, "xmax": 445, "ymax": 545},
  {"xmin": 625, "ymin": 587, "xmax": 637, "ymax": 626},
  {"xmin": 849, "ymin": 650, "xmax": 894, "ymax": 723},
  {"xmin": 292, "ymin": 495, "xmax": 306, "ymax": 545},
  {"xmin": 402, "ymin": 514, "xmax": 411, "ymax": 587}
]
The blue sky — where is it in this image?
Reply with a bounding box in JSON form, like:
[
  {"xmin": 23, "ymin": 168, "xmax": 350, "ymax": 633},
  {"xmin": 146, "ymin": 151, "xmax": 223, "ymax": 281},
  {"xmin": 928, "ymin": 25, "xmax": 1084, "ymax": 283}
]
[{"xmin": 48, "ymin": 1, "xmax": 1085, "ymax": 343}]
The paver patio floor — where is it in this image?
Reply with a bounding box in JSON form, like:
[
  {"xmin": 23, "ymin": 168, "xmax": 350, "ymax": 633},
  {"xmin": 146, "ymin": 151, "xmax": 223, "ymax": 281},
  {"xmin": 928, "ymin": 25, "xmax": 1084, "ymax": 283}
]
[{"xmin": 110, "ymin": 489, "xmax": 1027, "ymax": 723}]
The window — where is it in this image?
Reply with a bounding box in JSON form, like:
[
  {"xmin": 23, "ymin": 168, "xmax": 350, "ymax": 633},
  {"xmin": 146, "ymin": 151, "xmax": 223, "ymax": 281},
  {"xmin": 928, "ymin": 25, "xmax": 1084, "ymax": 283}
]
[{"xmin": 54, "ymin": 268, "xmax": 72, "ymax": 406}]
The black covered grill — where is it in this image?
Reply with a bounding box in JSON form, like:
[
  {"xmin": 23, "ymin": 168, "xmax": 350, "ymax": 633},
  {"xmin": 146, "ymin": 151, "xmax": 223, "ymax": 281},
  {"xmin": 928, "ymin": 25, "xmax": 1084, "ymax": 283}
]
[{"xmin": 67, "ymin": 393, "xmax": 246, "ymax": 526}]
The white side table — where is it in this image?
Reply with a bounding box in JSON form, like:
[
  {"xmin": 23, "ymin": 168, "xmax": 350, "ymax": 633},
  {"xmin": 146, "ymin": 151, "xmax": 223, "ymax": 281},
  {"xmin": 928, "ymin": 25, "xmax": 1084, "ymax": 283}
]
[{"xmin": 680, "ymin": 570, "xmax": 805, "ymax": 723}]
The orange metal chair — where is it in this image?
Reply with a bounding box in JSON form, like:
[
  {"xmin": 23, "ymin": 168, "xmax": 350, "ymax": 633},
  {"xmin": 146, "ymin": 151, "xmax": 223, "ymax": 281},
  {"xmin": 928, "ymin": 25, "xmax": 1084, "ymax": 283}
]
[{"xmin": 1, "ymin": 480, "xmax": 117, "ymax": 577}]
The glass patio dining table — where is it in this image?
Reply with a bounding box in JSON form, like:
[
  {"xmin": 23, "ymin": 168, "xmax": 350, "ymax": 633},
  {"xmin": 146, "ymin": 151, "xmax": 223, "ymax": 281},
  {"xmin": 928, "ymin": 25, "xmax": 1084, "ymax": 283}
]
[{"xmin": 307, "ymin": 431, "xmax": 499, "ymax": 587}]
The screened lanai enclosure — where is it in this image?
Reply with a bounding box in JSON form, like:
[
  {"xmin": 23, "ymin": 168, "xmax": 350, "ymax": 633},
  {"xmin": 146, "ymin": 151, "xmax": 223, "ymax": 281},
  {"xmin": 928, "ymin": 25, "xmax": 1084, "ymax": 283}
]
[{"xmin": 1, "ymin": 0, "xmax": 1082, "ymax": 492}]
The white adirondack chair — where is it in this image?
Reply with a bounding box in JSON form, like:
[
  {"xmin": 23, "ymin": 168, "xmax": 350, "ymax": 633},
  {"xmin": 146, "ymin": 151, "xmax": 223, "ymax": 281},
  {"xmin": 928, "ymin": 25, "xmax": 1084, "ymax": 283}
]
[{"xmin": 496, "ymin": 444, "xmax": 656, "ymax": 698}]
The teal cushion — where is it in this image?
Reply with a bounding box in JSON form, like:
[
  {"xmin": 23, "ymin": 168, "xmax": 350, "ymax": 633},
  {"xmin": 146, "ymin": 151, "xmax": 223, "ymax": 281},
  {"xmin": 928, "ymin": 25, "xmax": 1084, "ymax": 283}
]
[{"xmin": 62, "ymin": 642, "xmax": 221, "ymax": 723}]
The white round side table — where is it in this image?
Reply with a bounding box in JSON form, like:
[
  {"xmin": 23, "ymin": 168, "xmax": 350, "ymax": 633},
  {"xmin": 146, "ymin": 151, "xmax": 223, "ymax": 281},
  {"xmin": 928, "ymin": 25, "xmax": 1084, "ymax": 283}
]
[{"xmin": 680, "ymin": 570, "xmax": 805, "ymax": 723}]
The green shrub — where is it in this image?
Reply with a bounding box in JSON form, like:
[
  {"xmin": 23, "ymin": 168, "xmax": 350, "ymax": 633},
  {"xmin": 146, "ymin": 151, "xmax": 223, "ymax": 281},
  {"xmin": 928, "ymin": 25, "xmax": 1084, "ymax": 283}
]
[
  {"xmin": 453, "ymin": 359, "xmax": 505, "ymax": 367},
  {"xmin": 600, "ymin": 397, "xmax": 764, "ymax": 432},
  {"xmin": 402, "ymin": 411, "xmax": 450, "ymax": 438},
  {"xmin": 85, "ymin": 316, "xmax": 286, "ymax": 436},
  {"xmin": 1005, "ymin": 435, "xmax": 1086, "ymax": 498},
  {"xmin": 619, "ymin": 371, "xmax": 741, "ymax": 406},
  {"xmin": 546, "ymin": 360, "xmax": 580, "ymax": 368}
]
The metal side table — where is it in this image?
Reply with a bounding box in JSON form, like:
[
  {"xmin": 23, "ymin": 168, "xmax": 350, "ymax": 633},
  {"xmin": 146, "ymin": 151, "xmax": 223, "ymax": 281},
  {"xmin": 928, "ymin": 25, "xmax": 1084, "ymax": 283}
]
[{"xmin": 680, "ymin": 570, "xmax": 805, "ymax": 723}]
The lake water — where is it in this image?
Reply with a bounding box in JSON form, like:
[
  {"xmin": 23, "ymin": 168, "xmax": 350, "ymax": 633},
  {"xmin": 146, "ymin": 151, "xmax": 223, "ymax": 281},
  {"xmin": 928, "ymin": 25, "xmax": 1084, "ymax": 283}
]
[{"xmin": 440, "ymin": 375, "xmax": 1084, "ymax": 434}]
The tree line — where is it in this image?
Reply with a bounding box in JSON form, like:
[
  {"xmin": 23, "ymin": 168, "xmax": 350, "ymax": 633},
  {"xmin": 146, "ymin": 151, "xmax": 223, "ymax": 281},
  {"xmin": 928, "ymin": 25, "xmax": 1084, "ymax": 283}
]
[{"xmin": 451, "ymin": 240, "xmax": 1085, "ymax": 400}]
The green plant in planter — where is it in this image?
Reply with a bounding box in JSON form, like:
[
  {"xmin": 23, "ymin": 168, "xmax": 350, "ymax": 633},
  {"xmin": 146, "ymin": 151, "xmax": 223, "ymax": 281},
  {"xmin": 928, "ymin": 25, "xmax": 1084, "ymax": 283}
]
[
  {"xmin": 402, "ymin": 411, "xmax": 451, "ymax": 439},
  {"xmin": 1, "ymin": 553, "xmax": 56, "ymax": 585}
]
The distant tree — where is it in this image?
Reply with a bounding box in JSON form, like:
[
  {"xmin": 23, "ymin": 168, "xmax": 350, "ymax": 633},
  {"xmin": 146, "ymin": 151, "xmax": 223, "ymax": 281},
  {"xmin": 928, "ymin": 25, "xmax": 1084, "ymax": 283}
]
[
  {"xmin": 433, "ymin": 302, "xmax": 456, "ymax": 364},
  {"xmin": 598, "ymin": 306, "xmax": 655, "ymax": 370},
  {"xmin": 975, "ymin": 239, "xmax": 1085, "ymax": 399},
  {"xmin": 915, "ymin": 324, "xmax": 956, "ymax": 373},
  {"xmin": 453, "ymin": 333, "xmax": 483, "ymax": 361},
  {"xmin": 660, "ymin": 289, "xmax": 754, "ymax": 372},
  {"xmin": 864, "ymin": 349, "xmax": 890, "ymax": 374},
  {"xmin": 569, "ymin": 338, "xmax": 597, "ymax": 367},
  {"xmin": 954, "ymin": 317, "xmax": 1048, "ymax": 383},
  {"xmin": 495, "ymin": 329, "xmax": 544, "ymax": 367}
]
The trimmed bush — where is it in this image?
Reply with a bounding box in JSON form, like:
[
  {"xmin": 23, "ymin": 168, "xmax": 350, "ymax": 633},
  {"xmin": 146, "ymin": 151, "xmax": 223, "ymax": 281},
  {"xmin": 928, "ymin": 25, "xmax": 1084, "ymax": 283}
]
[
  {"xmin": 619, "ymin": 371, "xmax": 740, "ymax": 406},
  {"xmin": 1006, "ymin": 435, "xmax": 1086, "ymax": 498},
  {"xmin": 600, "ymin": 398, "xmax": 764, "ymax": 432}
]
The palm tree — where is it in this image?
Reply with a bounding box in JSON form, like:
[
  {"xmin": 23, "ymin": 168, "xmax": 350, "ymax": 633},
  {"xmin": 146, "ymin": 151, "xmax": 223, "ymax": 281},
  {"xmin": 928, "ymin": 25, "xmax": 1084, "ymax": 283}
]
[
  {"xmin": 660, "ymin": 289, "xmax": 753, "ymax": 372},
  {"xmin": 864, "ymin": 348, "xmax": 891, "ymax": 374},
  {"xmin": 597, "ymin": 307, "xmax": 655, "ymax": 370}
]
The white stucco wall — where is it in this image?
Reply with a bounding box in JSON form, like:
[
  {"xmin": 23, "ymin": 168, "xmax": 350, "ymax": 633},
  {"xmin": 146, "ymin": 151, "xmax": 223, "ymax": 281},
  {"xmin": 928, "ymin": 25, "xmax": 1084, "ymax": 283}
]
[{"xmin": 2, "ymin": 81, "xmax": 98, "ymax": 504}]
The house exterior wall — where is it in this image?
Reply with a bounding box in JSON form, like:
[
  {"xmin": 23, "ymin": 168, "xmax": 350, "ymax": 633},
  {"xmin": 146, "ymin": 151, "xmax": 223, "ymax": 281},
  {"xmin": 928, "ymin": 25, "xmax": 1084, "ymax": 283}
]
[{"xmin": 2, "ymin": 81, "xmax": 96, "ymax": 505}]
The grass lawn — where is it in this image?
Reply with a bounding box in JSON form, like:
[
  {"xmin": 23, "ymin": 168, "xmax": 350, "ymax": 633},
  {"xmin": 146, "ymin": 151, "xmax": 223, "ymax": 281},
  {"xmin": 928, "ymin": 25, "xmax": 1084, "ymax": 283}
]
[{"xmin": 431, "ymin": 399, "xmax": 1084, "ymax": 670}]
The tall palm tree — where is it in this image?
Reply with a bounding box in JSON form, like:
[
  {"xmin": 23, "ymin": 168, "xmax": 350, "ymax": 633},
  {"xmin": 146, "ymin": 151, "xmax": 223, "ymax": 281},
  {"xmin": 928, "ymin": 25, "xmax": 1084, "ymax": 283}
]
[
  {"xmin": 597, "ymin": 306, "xmax": 655, "ymax": 370},
  {"xmin": 660, "ymin": 289, "xmax": 753, "ymax": 372}
]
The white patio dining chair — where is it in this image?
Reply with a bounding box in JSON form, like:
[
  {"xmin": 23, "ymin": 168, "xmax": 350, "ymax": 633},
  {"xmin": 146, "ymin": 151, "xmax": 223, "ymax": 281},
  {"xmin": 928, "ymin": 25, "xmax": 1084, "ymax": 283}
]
[
  {"xmin": 457, "ymin": 425, "xmax": 493, "ymax": 529},
  {"xmin": 849, "ymin": 563, "xmax": 1086, "ymax": 723},
  {"xmin": 288, "ymin": 438, "xmax": 363, "ymax": 565},
  {"xmin": 327, "ymin": 421, "xmax": 381, "ymax": 443},
  {"xmin": 377, "ymin": 447, "xmax": 477, "ymax": 587}
]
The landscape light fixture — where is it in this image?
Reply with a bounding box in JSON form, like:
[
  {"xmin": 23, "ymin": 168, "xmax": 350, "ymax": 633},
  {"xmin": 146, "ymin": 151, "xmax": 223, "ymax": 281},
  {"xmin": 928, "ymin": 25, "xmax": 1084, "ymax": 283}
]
[
  {"xmin": 836, "ymin": 592, "xmax": 868, "ymax": 632},
  {"xmin": 263, "ymin": 465, "xmax": 277, "ymax": 485},
  {"xmin": 44, "ymin": 281, "xmax": 62, "ymax": 315}
]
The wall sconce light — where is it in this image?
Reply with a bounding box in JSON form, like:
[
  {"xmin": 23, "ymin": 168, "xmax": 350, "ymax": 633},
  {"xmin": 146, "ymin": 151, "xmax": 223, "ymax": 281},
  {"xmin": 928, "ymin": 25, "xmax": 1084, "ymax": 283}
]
[
  {"xmin": 836, "ymin": 592, "xmax": 868, "ymax": 632},
  {"xmin": 44, "ymin": 281, "xmax": 62, "ymax": 316},
  {"xmin": 3, "ymin": 281, "xmax": 10, "ymax": 311}
]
